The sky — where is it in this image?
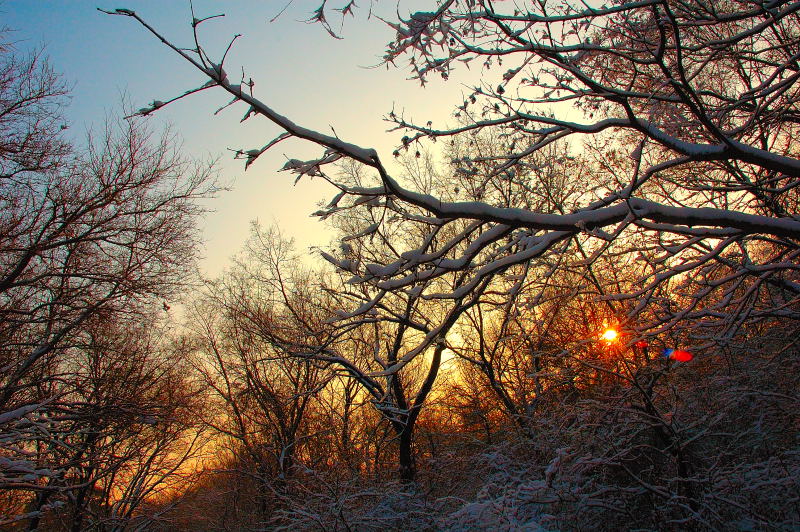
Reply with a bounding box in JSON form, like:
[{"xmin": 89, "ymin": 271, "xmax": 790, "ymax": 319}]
[{"xmin": 3, "ymin": 0, "xmax": 468, "ymax": 277}]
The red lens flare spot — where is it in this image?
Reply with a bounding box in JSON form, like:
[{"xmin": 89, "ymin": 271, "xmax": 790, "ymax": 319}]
[{"xmin": 663, "ymin": 348, "xmax": 693, "ymax": 362}]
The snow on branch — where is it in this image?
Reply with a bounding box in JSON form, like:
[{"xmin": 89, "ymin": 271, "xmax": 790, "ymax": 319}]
[{"xmin": 104, "ymin": 0, "xmax": 800, "ymax": 378}]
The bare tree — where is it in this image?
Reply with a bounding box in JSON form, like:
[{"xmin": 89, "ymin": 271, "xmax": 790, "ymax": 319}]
[
  {"xmin": 101, "ymin": 5, "xmax": 800, "ymax": 527},
  {"xmin": 188, "ymin": 254, "xmax": 328, "ymax": 524},
  {"xmin": 0, "ymin": 34, "xmax": 216, "ymax": 527},
  {"xmin": 104, "ymin": 0, "xmax": 799, "ymax": 377},
  {"xmin": 191, "ymin": 224, "xmax": 458, "ymax": 483},
  {"xmin": 39, "ymin": 318, "xmax": 206, "ymax": 532}
]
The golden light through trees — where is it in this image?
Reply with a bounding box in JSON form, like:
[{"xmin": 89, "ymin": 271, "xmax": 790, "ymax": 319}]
[{"xmin": 2, "ymin": 0, "xmax": 799, "ymax": 529}]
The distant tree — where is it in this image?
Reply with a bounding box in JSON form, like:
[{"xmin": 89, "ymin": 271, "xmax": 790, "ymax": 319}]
[
  {"xmin": 188, "ymin": 237, "xmax": 329, "ymax": 523},
  {"xmin": 36, "ymin": 318, "xmax": 206, "ymax": 532},
  {"xmin": 0, "ymin": 33, "xmax": 216, "ymax": 528},
  {"xmin": 192, "ymin": 224, "xmax": 457, "ymax": 484}
]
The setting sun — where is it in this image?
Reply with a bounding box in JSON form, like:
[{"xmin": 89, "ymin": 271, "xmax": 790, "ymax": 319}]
[{"xmin": 601, "ymin": 328, "xmax": 619, "ymax": 342}]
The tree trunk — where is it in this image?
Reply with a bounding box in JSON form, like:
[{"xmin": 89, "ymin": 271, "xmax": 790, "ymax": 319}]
[
  {"xmin": 71, "ymin": 478, "xmax": 93, "ymax": 532},
  {"xmin": 256, "ymin": 463, "xmax": 271, "ymax": 524},
  {"xmin": 398, "ymin": 428, "xmax": 415, "ymax": 482},
  {"xmin": 27, "ymin": 490, "xmax": 51, "ymax": 531}
]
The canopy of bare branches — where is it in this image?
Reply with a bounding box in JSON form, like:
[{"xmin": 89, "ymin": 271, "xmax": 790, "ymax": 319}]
[{"xmin": 2, "ymin": 1, "xmax": 797, "ymax": 529}]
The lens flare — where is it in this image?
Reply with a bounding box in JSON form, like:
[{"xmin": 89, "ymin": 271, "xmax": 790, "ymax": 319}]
[{"xmin": 663, "ymin": 348, "xmax": 693, "ymax": 362}]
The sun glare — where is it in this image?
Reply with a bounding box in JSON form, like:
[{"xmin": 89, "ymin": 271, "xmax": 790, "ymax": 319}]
[{"xmin": 601, "ymin": 328, "xmax": 619, "ymax": 342}]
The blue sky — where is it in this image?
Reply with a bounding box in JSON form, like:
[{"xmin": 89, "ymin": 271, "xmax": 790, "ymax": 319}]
[{"xmin": 4, "ymin": 0, "xmax": 467, "ymax": 276}]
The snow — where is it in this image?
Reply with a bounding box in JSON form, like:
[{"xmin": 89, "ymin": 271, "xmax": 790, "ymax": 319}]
[
  {"xmin": 218, "ymin": 80, "xmax": 380, "ymax": 166},
  {"xmin": 325, "ymin": 290, "xmax": 386, "ymax": 322},
  {"xmin": 243, "ymin": 132, "xmax": 292, "ymax": 170},
  {"xmin": 343, "ymin": 223, "xmax": 380, "ymax": 242},
  {"xmin": 0, "ymin": 403, "xmax": 41, "ymax": 425}
]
